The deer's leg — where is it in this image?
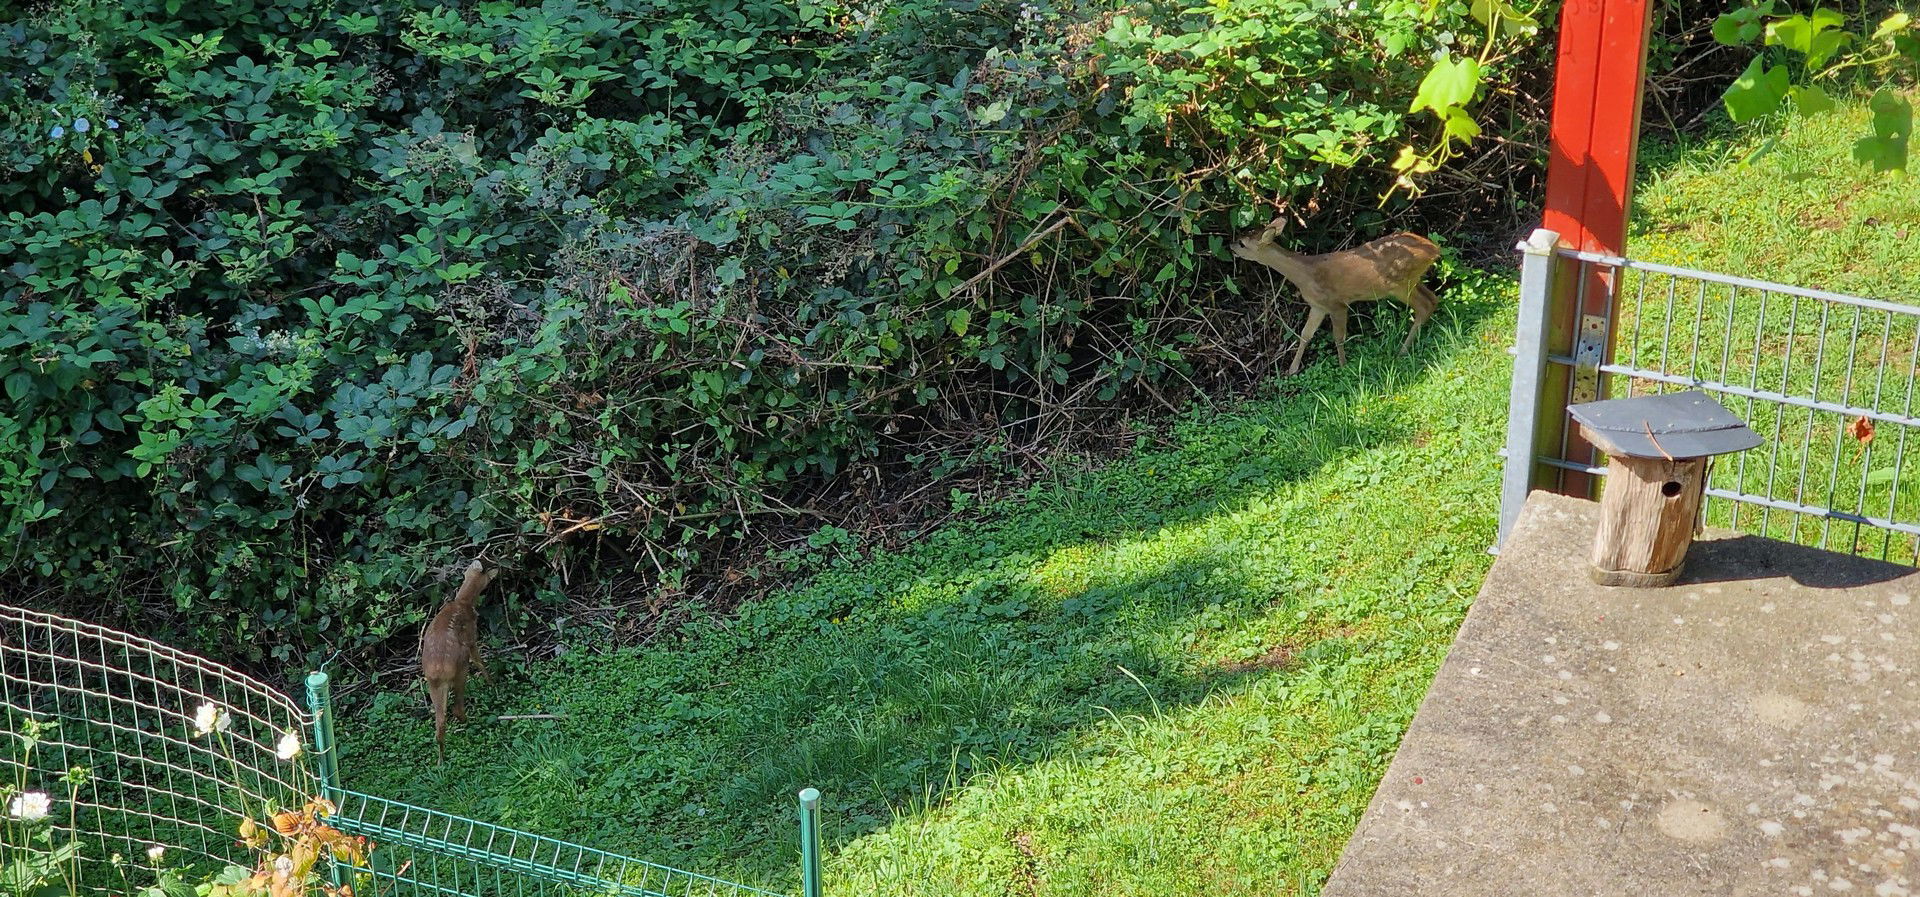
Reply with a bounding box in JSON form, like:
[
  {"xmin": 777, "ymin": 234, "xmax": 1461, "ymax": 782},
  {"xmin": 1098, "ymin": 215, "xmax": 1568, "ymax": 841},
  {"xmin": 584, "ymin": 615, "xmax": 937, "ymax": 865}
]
[
  {"xmin": 452, "ymin": 678, "xmax": 468, "ymax": 723},
  {"xmin": 1289, "ymin": 306, "xmax": 1328, "ymax": 375},
  {"xmin": 1330, "ymin": 306, "xmax": 1350, "ymax": 366},
  {"xmin": 469, "ymin": 642, "xmax": 487, "ymax": 682},
  {"xmin": 1402, "ymin": 285, "xmax": 1438, "ymax": 353},
  {"xmin": 428, "ymin": 679, "xmax": 449, "ymax": 763}
]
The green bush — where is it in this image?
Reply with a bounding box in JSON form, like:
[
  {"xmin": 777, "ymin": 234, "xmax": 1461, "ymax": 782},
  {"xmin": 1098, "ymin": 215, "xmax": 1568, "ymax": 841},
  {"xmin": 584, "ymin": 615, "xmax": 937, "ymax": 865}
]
[{"xmin": 0, "ymin": 0, "xmax": 1530, "ymax": 664}]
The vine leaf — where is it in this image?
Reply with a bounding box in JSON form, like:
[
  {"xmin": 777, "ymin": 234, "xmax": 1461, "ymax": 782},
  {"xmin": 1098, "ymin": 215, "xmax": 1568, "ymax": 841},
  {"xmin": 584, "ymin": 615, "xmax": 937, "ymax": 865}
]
[
  {"xmin": 1722, "ymin": 57, "xmax": 1789, "ymax": 122},
  {"xmin": 1853, "ymin": 89, "xmax": 1912, "ymax": 173},
  {"xmin": 1469, "ymin": 0, "xmax": 1539, "ymax": 37},
  {"xmin": 1788, "ymin": 84, "xmax": 1834, "ymax": 117},
  {"xmin": 1765, "ymin": 9, "xmax": 1851, "ymax": 69},
  {"xmin": 1871, "ymin": 11, "xmax": 1911, "ymax": 41},
  {"xmin": 1443, "ymin": 107, "xmax": 1481, "ymax": 142},
  {"xmin": 1409, "ymin": 54, "xmax": 1481, "ymax": 117},
  {"xmin": 1712, "ymin": 1, "xmax": 1774, "ymax": 46},
  {"xmin": 1391, "ymin": 146, "xmax": 1436, "ymax": 176}
]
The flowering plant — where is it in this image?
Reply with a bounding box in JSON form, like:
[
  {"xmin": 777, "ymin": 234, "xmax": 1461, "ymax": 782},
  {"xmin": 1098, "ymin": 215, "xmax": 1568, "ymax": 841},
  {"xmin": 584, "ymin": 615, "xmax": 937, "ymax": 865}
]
[{"xmin": 1, "ymin": 718, "xmax": 87, "ymax": 897}]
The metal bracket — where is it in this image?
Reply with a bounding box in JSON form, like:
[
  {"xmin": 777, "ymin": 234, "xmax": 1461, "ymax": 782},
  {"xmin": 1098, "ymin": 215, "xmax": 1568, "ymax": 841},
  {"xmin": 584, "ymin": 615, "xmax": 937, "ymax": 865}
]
[{"xmin": 1571, "ymin": 313, "xmax": 1607, "ymax": 404}]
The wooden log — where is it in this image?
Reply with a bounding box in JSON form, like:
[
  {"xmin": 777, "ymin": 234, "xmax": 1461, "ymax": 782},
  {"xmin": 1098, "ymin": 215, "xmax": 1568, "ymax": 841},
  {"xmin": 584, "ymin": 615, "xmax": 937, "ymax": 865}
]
[{"xmin": 1590, "ymin": 453, "xmax": 1707, "ymax": 587}]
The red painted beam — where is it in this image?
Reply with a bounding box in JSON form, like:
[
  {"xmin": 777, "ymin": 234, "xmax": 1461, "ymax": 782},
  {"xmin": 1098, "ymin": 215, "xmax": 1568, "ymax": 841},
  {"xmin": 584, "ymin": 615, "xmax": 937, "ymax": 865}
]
[
  {"xmin": 1541, "ymin": 0, "xmax": 1655, "ymax": 253},
  {"xmin": 1536, "ymin": 0, "xmax": 1654, "ymax": 498}
]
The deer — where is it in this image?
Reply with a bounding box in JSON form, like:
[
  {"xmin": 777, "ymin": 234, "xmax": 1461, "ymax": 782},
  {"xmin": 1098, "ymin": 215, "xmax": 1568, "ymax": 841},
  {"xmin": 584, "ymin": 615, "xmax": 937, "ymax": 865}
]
[
  {"xmin": 419, "ymin": 560, "xmax": 495, "ymax": 763},
  {"xmin": 1229, "ymin": 223, "xmax": 1442, "ymax": 375}
]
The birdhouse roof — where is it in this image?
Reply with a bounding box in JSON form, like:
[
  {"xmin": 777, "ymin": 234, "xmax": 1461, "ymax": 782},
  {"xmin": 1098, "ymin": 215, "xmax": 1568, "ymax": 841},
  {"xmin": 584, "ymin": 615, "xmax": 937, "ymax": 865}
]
[{"xmin": 1568, "ymin": 390, "xmax": 1762, "ymax": 460}]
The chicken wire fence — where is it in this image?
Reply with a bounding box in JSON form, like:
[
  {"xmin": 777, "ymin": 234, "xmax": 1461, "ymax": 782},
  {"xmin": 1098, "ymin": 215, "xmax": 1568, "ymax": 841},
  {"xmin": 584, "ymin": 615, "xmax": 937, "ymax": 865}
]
[
  {"xmin": 1500, "ymin": 231, "xmax": 1920, "ymax": 562},
  {"xmin": 0, "ymin": 603, "xmax": 816, "ymax": 897}
]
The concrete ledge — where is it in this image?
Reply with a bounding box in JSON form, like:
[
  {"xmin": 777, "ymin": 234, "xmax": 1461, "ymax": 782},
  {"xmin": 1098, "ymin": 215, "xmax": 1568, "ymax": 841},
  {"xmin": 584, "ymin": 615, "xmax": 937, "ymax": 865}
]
[{"xmin": 1324, "ymin": 492, "xmax": 1920, "ymax": 897}]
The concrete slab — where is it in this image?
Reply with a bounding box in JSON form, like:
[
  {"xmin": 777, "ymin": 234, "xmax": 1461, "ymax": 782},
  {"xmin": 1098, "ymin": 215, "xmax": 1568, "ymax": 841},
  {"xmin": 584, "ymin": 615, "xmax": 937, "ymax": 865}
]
[{"xmin": 1324, "ymin": 492, "xmax": 1920, "ymax": 897}]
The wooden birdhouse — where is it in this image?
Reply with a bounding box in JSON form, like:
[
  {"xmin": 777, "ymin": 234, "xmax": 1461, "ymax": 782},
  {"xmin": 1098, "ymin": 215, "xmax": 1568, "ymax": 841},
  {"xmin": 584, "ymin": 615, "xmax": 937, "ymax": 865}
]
[{"xmin": 1569, "ymin": 391, "xmax": 1761, "ymax": 587}]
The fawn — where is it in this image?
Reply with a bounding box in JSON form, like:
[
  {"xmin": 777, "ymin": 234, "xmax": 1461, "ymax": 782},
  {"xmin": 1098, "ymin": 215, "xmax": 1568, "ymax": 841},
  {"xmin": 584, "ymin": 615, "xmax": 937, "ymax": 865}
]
[
  {"xmin": 419, "ymin": 560, "xmax": 495, "ymax": 762},
  {"xmin": 1229, "ymin": 223, "xmax": 1442, "ymax": 375}
]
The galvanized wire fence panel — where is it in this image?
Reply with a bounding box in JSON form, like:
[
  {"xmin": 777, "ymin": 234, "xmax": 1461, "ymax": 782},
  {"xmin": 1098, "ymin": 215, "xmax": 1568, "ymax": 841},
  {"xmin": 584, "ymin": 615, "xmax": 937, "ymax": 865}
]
[
  {"xmin": 322, "ymin": 788, "xmax": 788, "ymax": 897},
  {"xmin": 1506, "ymin": 243, "xmax": 1920, "ymax": 562},
  {"xmin": 1, "ymin": 608, "xmax": 808, "ymax": 897},
  {"xmin": 0, "ymin": 603, "xmax": 317, "ymax": 881}
]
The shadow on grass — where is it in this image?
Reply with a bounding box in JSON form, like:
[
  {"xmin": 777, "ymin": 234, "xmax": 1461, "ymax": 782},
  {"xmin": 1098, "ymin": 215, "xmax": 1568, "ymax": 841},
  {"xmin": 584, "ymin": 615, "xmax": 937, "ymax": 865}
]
[{"xmin": 336, "ymin": 283, "xmax": 1512, "ymax": 889}]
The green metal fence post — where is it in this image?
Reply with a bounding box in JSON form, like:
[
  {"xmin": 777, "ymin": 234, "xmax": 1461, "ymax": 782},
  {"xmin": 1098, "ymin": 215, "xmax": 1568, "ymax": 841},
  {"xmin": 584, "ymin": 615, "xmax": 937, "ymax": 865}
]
[
  {"xmin": 304, "ymin": 671, "xmax": 345, "ymax": 889},
  {"xmin": 304, "ymin": 671, "xmax": 342, "ymax": 801},
  {"xmin": 798, "ymin": 787, "xmax": 823, "ymax": 897}
]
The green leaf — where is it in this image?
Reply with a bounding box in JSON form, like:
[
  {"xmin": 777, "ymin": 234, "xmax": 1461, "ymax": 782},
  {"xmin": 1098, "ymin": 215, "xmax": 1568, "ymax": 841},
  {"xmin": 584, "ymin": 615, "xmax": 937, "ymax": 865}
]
[
  {"xmin": 1442, "ymin": 107, "xmax": 1482, "ymax": 142},
  {"xmin": 1808, "ymin": 7, "xmax": 1846, "ymax": 32},
  {"xmin": 1713, "ymin": 10, "xmax": 1762, "ymax": 45},
  {"xmin": 1765, "ymin": 14, "xmax": 1811, "ymax": 49},
  {"xmin": 1853, "ymin": 89, "xmax": 1912, "ymax": 172},
  {"xmin": 1391, "ymin": 146, "xmax": 1436, "ymax": 174},
  {"xmin": 1766, "ymin": 9, "xmax": 1851, "ymax": 69},
  {"xmin": 1722, "ymin": 57, "xmax": 1789, "ymax": 122},
  {"xmin": 946, "ymin": 308, "xmax": 971, "ymax": 337},
  {"xmin": 1872, "ymin": 11, "xmax": 1911, "ymax": 41},
  {"xmin": 1740, "ymin": 135, "xmax": 1780, "ymax": 166},
  {"xmin": 1469, "ymin": 0, "xmax": 1538, "ymax": 36},
  {"xmin": 1788, "ymin": 84, "xmax": 1834, "ymax": 117},
  {"xmin": 4, "ymin": 372, "xmax": 30, "ymax": 401},
  {"xmin": 1409, "ymin": 54, "xmax": 1480, "ymax": 115},
  {"xmin": 1806, "ymin": 29, "xmax": 1852, "ymax": 70}
]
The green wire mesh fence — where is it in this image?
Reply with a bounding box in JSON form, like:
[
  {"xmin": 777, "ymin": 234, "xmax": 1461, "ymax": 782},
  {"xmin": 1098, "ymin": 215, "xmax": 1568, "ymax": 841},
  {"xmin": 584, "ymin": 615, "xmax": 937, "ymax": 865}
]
[
  {"xmin": 2, "ymin": 604, "xmax": 822, "ymax": 896},
  {"xmin": 0, "ymin": 602, "xmax": 318, "ymax": 874}
]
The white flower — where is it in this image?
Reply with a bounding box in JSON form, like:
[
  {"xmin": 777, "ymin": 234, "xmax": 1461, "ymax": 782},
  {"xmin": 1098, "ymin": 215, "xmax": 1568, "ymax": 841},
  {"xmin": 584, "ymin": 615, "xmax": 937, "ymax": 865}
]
[
  {"xmin": 192, "ymin": 702, "xmax": 231, "ymax": 736},
  {"xmin": 275, "ymin": 731, "xmax": 302, "ymax": 761},
  {"xmin": 8, "ymin": 791, "xmax": 51, "ymax": 822},
  {"xmin": 273, "ymin": 856, "xmax": 295, "ymax": 876},
  {"xmin": 146, "ymin": 844, "xmax": 166, "ymax": 862}
]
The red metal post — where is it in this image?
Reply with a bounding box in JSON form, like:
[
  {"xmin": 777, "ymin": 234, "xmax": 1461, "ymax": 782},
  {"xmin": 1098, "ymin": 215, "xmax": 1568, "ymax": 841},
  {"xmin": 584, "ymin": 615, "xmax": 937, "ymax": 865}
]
[{"xmin": 1534, "ymin": 0, "xmax": 1655, "ymax": 498}]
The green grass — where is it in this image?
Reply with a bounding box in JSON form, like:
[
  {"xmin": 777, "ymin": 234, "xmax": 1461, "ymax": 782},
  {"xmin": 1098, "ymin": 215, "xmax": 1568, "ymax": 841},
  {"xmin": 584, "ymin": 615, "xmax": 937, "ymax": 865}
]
[
  {"xmin": 341, "ymin": 272, "xmax": 1515, "ymax": 895},
  {"xmin": 335, "ymin": 98, "xmax": 1920, "ymax": 897},
  {"xmin": 1633, "ymin": 103, "xmax": 1920, "ymax": 297}
]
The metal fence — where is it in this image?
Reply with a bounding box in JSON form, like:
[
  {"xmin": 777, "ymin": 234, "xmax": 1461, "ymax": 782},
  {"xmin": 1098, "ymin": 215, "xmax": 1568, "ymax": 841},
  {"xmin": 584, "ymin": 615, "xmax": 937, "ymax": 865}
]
[
  {"xmin": 0, "ymin": 603, "xmax": 319, "ymax": 872},
  {"xmin": 1, "ymin": 603, "xmax": 818, "ymax": 896},
  {"xmin": 1501, "ymin": 229, "xmax": 1920, "ymax": 563}
]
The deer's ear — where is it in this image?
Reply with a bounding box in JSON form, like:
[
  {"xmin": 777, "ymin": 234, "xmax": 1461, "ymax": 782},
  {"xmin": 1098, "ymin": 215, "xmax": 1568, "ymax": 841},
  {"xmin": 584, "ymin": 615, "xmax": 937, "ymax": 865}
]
[{"xmin": 1260, "ymin": 218, "xmax": 1287, "ymax": 241}]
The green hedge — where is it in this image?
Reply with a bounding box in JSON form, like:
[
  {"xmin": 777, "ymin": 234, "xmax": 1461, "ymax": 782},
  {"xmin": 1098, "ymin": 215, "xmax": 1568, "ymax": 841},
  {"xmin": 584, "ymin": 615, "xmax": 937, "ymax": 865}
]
[{"xmin": 0, "ymin": 0, "xmax": 1521, "ymax": 663}]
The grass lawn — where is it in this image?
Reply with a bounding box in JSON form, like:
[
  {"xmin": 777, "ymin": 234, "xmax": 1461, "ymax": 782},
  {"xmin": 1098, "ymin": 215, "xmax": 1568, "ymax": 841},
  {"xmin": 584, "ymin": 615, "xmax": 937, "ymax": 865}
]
[{"xmin": 338, "ymin": 100, "xmax": 1920, "ymax": 896}]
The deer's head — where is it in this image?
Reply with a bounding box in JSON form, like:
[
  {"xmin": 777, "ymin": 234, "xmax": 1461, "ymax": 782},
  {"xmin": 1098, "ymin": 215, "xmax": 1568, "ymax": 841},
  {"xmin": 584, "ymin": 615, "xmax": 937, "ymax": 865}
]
[
  {"xmin": 1230, "ymin": 218, "xmax": 1311, "ymax": 279},
  {"xmin": 1229, "ymin": 219, "xmax": 1288, "ymax": 263},
  {"xmin": 455, "ymin": 559, "xmax": 496, "ymax": 604}
]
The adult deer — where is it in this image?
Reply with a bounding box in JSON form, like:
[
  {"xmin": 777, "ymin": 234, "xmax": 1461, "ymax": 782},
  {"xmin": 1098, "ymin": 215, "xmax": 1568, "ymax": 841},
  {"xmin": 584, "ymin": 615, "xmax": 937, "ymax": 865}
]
[
  {"xmin": 419, "ymin": 560, "xmax": 495, "ymax": 763},
  {"xmin": 1229, "ymin": 223, "xmax": 1442, "ymax": 375}
]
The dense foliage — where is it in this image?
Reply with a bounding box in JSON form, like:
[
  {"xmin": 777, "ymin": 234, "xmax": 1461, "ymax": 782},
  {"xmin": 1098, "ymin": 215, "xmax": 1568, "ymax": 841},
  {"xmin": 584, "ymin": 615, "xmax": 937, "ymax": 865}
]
[
  {"xmin": 1713, "ymin": 1, "xmax": 1917, "ymax": 171},
  {"xmin": 1, "ymin": 0, "xmax": 1528, "ymax": 663}
]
